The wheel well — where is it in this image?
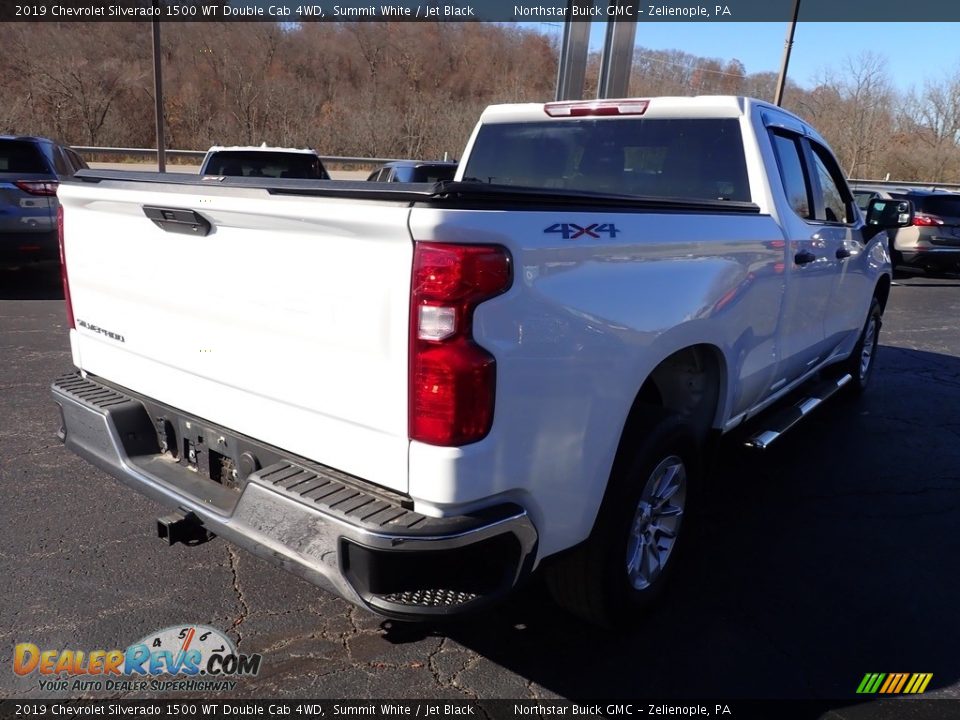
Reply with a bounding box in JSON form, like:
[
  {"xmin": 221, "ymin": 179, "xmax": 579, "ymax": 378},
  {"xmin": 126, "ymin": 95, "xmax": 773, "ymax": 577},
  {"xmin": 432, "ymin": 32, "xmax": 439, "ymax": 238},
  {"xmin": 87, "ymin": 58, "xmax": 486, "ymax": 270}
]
[
  {"xmin": 875, "ymin": 275, "xmax": 891, "ymax": 313},
  {"xmin": 626, "ymin": 345, "xmax": 724, "ymax": 444}
]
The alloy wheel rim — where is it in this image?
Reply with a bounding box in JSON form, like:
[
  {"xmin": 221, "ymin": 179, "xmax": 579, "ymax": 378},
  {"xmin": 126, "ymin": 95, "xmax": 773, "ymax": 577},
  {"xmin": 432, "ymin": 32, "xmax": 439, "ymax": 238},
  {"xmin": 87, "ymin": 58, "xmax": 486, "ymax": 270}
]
[
  {"xmin": 625, "ymin": 455, "xmax": 686, "ymax": 590},
  {"xmin": 860, "ymin": 314, "xmax": 878, "ymax": 380}
]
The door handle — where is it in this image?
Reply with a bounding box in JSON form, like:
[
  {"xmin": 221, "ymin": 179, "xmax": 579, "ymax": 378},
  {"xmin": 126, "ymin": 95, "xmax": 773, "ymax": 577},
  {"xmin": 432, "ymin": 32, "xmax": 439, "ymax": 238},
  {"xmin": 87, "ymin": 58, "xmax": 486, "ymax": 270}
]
[
  {"xmin": 794, "ymin": 250, "xmax": 816, "ymax": 265},
  {"xmin": 143, "ymin": 206, "xmax": 211, "ymax": 236},
  {"xmin": 836, "ymin": 247, "xmax": 852, "ymax": 260}
]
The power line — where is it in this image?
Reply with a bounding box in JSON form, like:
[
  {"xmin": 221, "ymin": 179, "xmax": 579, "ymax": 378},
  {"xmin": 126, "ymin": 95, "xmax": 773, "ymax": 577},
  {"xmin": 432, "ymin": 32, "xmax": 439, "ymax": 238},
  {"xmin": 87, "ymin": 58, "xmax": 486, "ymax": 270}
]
[{"xmin": 631, "ymin": 50, "xmax": 748, "ymax": 78}]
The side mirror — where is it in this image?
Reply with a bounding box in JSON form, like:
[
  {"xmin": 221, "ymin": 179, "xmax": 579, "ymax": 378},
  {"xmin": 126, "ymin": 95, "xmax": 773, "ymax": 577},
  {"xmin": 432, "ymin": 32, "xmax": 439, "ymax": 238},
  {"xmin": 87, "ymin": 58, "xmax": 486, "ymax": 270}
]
[{"xmin": 864, "ymin": 198, "xmax": 913, "ymax": 240}]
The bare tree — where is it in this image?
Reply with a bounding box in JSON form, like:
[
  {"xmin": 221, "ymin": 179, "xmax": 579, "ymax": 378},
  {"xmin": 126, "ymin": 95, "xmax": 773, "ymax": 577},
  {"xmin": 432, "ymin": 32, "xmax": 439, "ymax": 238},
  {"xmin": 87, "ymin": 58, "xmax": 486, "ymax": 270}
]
[
  {"xmin": 902, "ymin": 71, "xmax": 960, "ymax": 182},
  {"xmin": 790, "ymin": 52, "xmax": 894, "ymax": 179},
  {"xmin": 2, "ymin": 21, "xmax": 954, "ymax": 184}
]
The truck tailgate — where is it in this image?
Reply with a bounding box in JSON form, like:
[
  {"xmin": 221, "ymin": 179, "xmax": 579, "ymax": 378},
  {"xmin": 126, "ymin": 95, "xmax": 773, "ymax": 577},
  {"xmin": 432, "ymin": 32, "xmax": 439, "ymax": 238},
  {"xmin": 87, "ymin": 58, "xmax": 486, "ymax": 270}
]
[{"xmin": 57, "ymin": 179, "xmax": 413, "ymax": 493}]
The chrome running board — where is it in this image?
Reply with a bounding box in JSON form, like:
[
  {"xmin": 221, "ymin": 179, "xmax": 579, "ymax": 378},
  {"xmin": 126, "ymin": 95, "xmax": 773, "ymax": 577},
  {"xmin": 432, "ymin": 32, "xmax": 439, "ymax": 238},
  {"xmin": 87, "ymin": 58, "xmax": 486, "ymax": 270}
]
[{"xmin": 745, "ymin": 374, "xmax": 853, "ymax": 449}]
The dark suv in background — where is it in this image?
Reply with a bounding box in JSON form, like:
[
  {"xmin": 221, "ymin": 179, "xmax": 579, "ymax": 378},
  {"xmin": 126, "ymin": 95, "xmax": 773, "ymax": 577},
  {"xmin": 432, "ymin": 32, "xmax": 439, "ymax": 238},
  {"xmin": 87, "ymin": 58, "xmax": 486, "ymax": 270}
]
[
  {"xmin": 854, "ymin": 185, "xmax": 960, "ymax": 274},
  {"xmin": 367, "ymin": 160, "xmax": 457, "ymax": 183},
  {"xmin": 1, "ymin": 136, "xmax": 87, "ymax": 271}
]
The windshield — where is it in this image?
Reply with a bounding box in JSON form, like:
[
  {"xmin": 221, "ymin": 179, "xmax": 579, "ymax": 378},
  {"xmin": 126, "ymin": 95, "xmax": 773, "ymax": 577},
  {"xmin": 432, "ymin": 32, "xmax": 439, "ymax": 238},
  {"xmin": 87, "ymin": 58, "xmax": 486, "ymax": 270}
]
[
  {"xmin": 915, "ymin": 194, "xmax": 960, "ymax": 220},
  {"xmin": 204, "ymin": 151, "xmax": 329, "ymax": 179},
  {"xmin": 462, "ymin": 117, "xmax": 749, "ymax": 202}
]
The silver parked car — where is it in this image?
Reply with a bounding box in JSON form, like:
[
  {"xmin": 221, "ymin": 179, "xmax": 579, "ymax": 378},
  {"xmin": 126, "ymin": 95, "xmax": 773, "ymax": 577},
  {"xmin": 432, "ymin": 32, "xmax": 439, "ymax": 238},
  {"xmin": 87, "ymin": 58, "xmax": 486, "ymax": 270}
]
[{"xmin": 854, "ymin": 185, "xmax": 960, "ymax": 273}]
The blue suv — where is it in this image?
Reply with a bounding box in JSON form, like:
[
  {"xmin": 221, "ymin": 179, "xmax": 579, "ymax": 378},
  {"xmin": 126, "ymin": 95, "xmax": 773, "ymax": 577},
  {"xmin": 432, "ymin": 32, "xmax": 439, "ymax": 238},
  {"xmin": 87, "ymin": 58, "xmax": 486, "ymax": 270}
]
[{"xmin": 0, "ymin": 136, "xmax": 87, "ymax": 270}]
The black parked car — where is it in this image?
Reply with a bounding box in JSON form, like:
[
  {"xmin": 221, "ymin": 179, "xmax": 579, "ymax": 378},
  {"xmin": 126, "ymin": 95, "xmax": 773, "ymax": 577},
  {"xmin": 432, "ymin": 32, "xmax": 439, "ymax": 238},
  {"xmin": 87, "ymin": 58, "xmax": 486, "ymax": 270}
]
[
  {"xmin": 0, "ymin": 136, "xmax": 87, "ymax": 270},
  {"xmin": 367, "ymin": 160, "xmax": 457, "ymax": 183}
]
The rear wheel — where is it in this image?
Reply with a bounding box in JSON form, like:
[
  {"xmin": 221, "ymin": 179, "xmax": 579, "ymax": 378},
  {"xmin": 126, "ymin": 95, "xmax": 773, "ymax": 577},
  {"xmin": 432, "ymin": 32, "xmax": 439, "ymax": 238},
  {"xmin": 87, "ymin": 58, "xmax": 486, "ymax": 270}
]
[{"xmin": 546, "ymin": 409, "xmax": 699, "ymax": 626}]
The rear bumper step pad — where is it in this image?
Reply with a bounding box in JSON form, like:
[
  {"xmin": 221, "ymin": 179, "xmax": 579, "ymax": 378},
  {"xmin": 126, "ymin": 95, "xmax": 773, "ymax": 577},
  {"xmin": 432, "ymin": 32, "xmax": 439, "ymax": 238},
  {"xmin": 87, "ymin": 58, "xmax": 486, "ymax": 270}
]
[{"xmin": 52, "ymin": 372, "xmax": 538, "ymax": 618}]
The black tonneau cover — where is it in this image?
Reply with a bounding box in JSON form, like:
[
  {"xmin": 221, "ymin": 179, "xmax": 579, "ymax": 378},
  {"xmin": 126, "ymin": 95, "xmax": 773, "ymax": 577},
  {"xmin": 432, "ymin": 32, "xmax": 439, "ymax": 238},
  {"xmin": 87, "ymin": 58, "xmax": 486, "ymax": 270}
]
[{"xmin": 68, "ymin": 170, "xmax": 761, "ymax": 214}]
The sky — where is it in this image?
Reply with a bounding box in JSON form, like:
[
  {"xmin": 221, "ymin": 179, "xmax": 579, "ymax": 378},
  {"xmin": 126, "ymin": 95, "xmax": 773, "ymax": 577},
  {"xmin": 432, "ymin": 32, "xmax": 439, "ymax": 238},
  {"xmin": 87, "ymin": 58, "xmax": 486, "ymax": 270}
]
[{"xmin": 527, "ymin": 21, "xmax": 956, "ymax": 93}]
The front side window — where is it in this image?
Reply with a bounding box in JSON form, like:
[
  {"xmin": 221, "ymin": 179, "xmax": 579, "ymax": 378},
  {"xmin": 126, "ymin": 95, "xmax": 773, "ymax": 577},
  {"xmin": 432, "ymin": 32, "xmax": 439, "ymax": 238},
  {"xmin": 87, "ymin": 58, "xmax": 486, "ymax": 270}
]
[{"xmin": 810, "ymin": 144, "xmax": 853, "ymax": 223}]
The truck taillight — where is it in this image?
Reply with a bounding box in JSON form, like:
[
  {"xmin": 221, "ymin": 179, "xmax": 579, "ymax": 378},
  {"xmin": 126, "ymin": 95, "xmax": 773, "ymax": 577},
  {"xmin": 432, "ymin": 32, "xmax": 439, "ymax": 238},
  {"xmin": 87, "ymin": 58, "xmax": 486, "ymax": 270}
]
[
  {"xmin": 58, "ymin": 205, "xmax": 75, "ymax": 329},
  {"xmin": 913, "ymin": 212, "xmax": 944, "ymax": 227},
  {"xmin": 409, "ymin": 242, "xmax": 511, "ymax": 446}
]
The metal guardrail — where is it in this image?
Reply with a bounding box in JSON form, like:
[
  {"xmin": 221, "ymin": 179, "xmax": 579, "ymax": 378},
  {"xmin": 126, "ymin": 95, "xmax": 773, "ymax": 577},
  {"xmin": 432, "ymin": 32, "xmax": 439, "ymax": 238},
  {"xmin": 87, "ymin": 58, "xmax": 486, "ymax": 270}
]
[
  {"xmin": 71, "ymin": 146, "xmax": 410, "ymax": 166},
  {"xmin": 73, "ymin": 146, "xmax": 205, "ymax": 160},
  {"xmin": 849, "ymin": 178, "xmax": 960, "ymax": 192},
  {"xmin": 72, "ymin": 151, "xmax": 952, "ymax": 188}
]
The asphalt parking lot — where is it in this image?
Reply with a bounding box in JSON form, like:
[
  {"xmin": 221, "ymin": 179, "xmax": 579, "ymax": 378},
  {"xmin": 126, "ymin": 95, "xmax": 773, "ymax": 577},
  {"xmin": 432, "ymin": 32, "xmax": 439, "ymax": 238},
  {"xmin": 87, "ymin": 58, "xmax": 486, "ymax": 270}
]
[{"xmin": 1, "ymin": 267, "xmax": 959, "ymax": 712}]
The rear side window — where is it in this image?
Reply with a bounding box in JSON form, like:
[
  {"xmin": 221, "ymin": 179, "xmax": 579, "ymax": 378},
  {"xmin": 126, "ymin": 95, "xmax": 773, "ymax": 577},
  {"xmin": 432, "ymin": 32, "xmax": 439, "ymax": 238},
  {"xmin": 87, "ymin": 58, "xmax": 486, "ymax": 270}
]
[
  {"xmin": 49, "ymin": 146, "xmax": 73, "ymax": 176},
  {"xmin": 771, "ymin": 133, "xmax": 812, "ymax": 219},
  {"xmin": 204, "ymin": 151, "xmax": 329, "ymax": 180},
  {"xmin": 67, "ymin": 149, "xmax": 88, "ymax": 172},
  {"xmin": 410, "ymin": 166, "xmax": 456, "ymax": 183},
  {"xmin": 0, "ymin": 140, "xmax": 51, "ymax": 173},
  {"xmin": 392, "ymin": 166, "xmax": 414, "ymax": 182},
  {"xmin": 462, "ymin": 118, "xmax": 750, "ymax": 202}
]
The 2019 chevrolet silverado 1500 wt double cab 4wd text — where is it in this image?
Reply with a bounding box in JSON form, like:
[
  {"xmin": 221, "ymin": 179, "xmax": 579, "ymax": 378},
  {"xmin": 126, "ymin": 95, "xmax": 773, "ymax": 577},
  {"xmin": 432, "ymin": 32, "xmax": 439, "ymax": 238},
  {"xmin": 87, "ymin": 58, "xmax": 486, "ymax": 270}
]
[{"xmin": 52, "ymin": 96, "xmax": 911, "ymax": 626}]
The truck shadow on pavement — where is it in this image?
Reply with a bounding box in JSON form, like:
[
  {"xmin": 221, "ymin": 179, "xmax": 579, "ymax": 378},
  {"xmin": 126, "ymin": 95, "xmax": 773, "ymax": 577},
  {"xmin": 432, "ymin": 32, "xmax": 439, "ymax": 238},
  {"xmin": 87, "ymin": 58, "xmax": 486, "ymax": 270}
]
[
  {"xmin": 0, "ymin": 269, "xmax": 64, "ymax": 300},
  {"xmin": 892, "ymin": 267, "xmax": 960, "ymax": 287},
  {"xmin": 385, "ymin": 346, "xmax": 960, "ymax": 708}
]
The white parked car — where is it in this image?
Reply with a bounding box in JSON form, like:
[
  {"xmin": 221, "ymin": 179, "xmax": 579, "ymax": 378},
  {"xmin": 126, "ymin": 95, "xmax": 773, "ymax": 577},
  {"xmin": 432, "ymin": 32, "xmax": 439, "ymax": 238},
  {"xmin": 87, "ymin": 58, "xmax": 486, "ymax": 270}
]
[{"xmin": 199, "ymin": 144, "xmax": 330, "ymax": 179}]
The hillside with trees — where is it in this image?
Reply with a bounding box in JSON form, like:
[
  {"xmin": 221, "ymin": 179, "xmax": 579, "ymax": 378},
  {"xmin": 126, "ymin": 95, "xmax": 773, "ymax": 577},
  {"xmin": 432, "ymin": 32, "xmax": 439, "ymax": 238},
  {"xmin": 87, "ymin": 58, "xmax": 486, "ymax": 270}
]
[{"xmin": 2, "ymin": 21, "xmax": 958, "ymax": 181}]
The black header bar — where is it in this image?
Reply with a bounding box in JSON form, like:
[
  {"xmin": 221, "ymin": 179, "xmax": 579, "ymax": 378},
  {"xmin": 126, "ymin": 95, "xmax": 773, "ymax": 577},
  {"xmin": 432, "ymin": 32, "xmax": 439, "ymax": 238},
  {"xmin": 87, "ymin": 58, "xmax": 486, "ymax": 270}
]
[
  {"xmin": 1, "ymin": 0, "xmax": 959, "ymax": 22},
  {"xmin": 2, "ymin": 699, "xmax": 960, "ymax": 720}
]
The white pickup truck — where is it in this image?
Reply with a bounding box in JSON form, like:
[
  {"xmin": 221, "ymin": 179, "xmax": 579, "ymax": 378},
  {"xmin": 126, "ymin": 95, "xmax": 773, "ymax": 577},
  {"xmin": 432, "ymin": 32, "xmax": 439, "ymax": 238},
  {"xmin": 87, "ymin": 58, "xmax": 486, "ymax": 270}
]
[{"xmin": 53, "ymin": 96, "xmax": 911, "ymax": 626}]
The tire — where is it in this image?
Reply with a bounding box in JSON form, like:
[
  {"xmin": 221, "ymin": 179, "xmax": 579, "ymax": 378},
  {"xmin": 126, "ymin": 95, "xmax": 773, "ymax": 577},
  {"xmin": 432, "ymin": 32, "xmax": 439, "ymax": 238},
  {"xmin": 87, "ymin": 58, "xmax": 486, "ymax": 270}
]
[
  {"xmin": 888, "ymin": 237, "xmax": 903, "ymax": 270},
  {"xmin": 842, "ymin": 297, "xmax": 882, "ymax": 396},
  {"xmin": 545, "ymin": 408, "xmax": 700, "ymax": 627}
]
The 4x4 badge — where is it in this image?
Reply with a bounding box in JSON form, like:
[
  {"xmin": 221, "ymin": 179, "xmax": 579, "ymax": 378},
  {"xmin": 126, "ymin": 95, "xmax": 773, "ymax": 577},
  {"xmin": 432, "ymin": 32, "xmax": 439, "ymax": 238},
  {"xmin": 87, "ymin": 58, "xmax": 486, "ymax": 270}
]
[{"xmin": 544, "ymin": 222, "xmax": 619, "ymax": 240}]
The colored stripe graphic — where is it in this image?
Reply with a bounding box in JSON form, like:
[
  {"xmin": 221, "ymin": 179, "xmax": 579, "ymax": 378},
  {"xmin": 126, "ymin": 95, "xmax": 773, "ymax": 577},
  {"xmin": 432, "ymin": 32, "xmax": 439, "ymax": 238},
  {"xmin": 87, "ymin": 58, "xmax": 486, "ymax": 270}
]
[
  {"xmin": 856, "ymin": 673, "xmax": 886, "ymax": 694},
  {"xmin": 857, "ymin": 672, "xmax": 932, "ymax": 694},
  {"xmin": 905, "ymin": 673, "xmax": 934, "ymax": 694},
  {"xmin": 892, "ymin": 673, "xmax": 909, "ymax": 693},
  {"xmin": 878, "ymin": 674, "xmax": 895, "ymax": 694}
]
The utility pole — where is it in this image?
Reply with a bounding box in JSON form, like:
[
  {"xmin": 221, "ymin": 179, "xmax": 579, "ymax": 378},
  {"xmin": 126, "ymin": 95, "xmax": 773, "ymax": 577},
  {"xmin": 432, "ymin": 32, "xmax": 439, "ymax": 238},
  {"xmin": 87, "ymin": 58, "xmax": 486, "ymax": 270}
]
[
  {"xmin": 774, "ymin": 0, "xmax": 801, "ymax": 107},
  {"xmin": 597, "ymin": 1, "xmax": 638, "ymax": 99},
  {"xmin": 151, "ymin": 0, "xmax": 166, "ymax": 172},
  {"xmin": 555, "ymin": 3, "xmax": 592, "ymax": 101}
]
